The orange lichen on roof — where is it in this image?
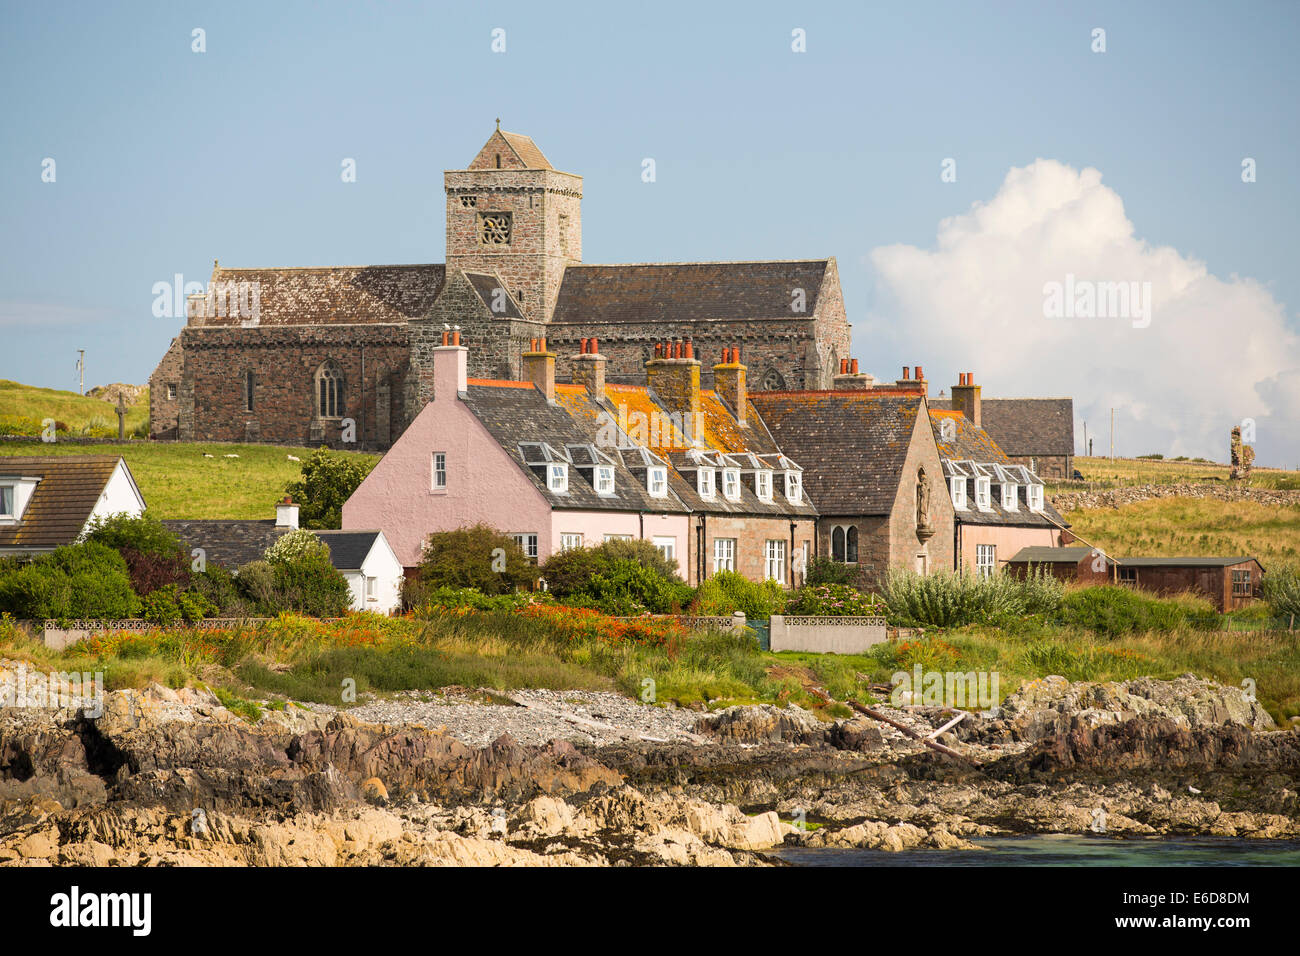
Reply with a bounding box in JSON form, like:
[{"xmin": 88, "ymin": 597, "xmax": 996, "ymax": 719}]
[
  {"xmin": 698, "ymin": 390, "xmax": 753, "ymax": 453},
  {"xmin": 600, "ymin": 384, "xmax": 689, "ymax": 452}
]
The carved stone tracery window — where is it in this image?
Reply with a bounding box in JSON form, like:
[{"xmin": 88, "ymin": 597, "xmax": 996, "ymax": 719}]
[
  {"xmin": 316, "ymin": 361, "xmax": 343, "ymax": 419},
  {"xmin": 761, "ymin": 368, "xmax": 786, "ymax": 391},
  {"xmin": 478, "ymin": 212, "xmax": 512, "ymax": 245}
]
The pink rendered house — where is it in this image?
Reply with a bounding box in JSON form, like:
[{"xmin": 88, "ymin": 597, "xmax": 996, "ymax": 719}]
[{"xmin": 342, "ymin": 337, "xmax": 690, "ymax": 571}]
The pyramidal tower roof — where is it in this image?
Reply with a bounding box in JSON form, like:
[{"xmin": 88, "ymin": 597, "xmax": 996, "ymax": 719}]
[{"xmin": 468, "ymin": 120, "xmax": 553, "ymax": 170}]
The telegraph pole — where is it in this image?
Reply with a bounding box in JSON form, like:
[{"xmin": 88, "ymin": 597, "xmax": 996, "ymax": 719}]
[
  {"xmin": 1110, "ymin": 408, "xmax": 1114, "ymax": 462},
  {"xmin": 76, "ymin": 349, "xmax": 85, "ymax": 395}
]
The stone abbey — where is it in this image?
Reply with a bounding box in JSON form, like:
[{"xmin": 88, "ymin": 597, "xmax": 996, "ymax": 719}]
[{"xmin": 149, "ymin": 125, "xmax": 852, "ymax": 449}]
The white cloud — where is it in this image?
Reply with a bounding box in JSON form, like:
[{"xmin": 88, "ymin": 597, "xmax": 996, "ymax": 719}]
[{"xmin": 864, "ymin": 159, "xmax": 1300, "ymax": 468}]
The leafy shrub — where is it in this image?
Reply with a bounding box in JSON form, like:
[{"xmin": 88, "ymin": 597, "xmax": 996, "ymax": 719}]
[
  {"xmin": 415, "ymin": 525, "xmax": 535, "ymax": 595},
  {"xmin": 85, "ymin": 513, "xmax": 189, "ymax": 595},
  {"xmin": 691, "ymin": 570, "xmax": 786, "ymax": 620},
  {"xmin": 1055, "ymin": 585, "xmax": 1216, "ymax": 638},
  {"xmin": 785, "ymin": 583, "xmax": 884, "ymax": 616},
  {"xmin": 271, "ymin": 553, "xmax": 352, "ymax": 617},
  {"xmin": 881, "ymin": 568, "xmax": 1063, "ymax": 628},
  {"xmin": 283, "ymin": 449, "xmax": 378, "ymax": 530},
  {"xmin": 804, "ymin": 556, "xmax": 856, "ymax": 587},
  {"xmin": 541, "ymin": 539, "xmax": 688, "ymax": 613},
  {"xmin": 411, "ymin": 586, "xmax": 550, "ymax": 613},
  {"xmin": 190, "ymin": 565, "xmax": 249, "ymax": 616},
  {"xmin": 265, "ymin": 528, "xmax": 331, "ymax": 564},
  {"xmin": 561, "ymin": 560, "xmax": 693, "ymax": 615},
  {"xmin": 141, "ymin": 585, "xmax": 218, "ymax": 625},
  {"xmin": 0, "ymin": 542, "xmax": 141, "ymax": 620},
  {"xmin": 1263, "ymin": 565, "xmax": 1300, "ymax": 620}
]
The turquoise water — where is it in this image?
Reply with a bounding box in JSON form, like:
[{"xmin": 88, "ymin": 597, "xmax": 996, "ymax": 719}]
[{"xmin": 776, "ymin": 834, "xmax": 1300, "ymax": 867}]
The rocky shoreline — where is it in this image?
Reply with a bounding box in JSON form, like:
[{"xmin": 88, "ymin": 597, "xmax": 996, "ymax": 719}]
[{"xmin": 1, "ymin": 668, "xmax": 1297, "ymax": 866}]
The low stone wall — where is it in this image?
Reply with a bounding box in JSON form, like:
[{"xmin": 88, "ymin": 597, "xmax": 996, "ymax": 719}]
[
  {"xmin": 769, "ymin": 615, "xmax": 888, "ymax": 654},
  {"xmin": 1052, "ymin": 483, "xmax": 1300, "ymax": 513},
  {"xmin": 39, "ymin": 618, "xmax": 271, "ymax": 651}
]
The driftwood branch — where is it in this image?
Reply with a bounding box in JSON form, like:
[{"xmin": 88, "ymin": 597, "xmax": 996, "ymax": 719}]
[{"xmin": 807, "ymin": 687, "xmax": 976, "ymax": 765}]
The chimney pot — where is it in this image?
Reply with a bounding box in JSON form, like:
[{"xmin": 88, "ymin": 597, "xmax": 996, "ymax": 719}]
[
  {"xmin": 590, "ymin": 336, "xmax": 598, "ymax": 354},
  {"xmin": 915, "ymin": 365, "xmax": 923, "ymax": 381},
  {"xmin": 851, "ymin": 359, "xmax": 859, "ymax": 374},
  {"xmin": 902, "ymin": 366, "xmax": 911, "ymax": 380},
  {"xmin": 452, "ymin": 330, "xmax": 460, "ymax": 346},
  {"xmin": 580, "ymin": 337, "xmax": 589, "ymax": 354},
  {"xmin": 840, "ymin": 358, "xmax": 848, "ymax": 374}
]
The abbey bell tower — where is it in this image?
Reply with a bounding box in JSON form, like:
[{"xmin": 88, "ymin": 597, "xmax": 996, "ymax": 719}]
[{"xmin": 443, "ymin": 122, "xmax": 583, "ymax": 322}]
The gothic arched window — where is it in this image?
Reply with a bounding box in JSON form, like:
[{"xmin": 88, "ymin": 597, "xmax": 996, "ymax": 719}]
[
  {"xmin": 316, "ymin": 362, "xmax": 343, "ymax": 419},
  {"xmin": 846, "ymin": 526, "xmax": 859, "ymax": 563},
  {"xmin": 761, "ymin": 368, "xmax": 787, "ymax": 391},
  {"xmin": 832, "ymin": 526, "xmax": 845, "ymax": 562}
]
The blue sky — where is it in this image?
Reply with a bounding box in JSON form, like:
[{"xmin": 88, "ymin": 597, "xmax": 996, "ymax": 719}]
[{"xmin": 3, "ymin": 1, "xmax": 1298, "ymax": 463}]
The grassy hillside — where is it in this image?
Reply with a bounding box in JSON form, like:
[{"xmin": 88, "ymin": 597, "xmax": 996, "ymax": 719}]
[
  {"xmin": 0, "ymin": 440, "xmax": 380, "ymax": 519},
  {"xmin": 1065, "ymin": 497, "xmax": 1300, "ymax": 568},
  {"xmin": 1068, "ymin": 455, "xmax": 1300, "ymax": 490},
  {"xmin": 0, "ymin": 379, "xmax": 149, "ymax": 437}
]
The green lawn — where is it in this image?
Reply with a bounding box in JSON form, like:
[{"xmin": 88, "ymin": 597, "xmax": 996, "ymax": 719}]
[
  {"xmin": 1062, "ymin": 455, "xmax": 1300, "ymax": 491},
  {"xmin": 0, "ymin": 379, "xmax": 149, "ymax": 437},
  {"xmin": 0, "ymin": 440, "xmax": 379, "ymax": 519}
]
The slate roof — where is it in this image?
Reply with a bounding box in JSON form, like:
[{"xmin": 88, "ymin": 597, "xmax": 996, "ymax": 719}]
[
  {"xmin": 931, "ymin": 398, "xmax": 1075, "ymax": 458},
  {"xmin": 191, "ymin": 264, "xmax": 444, "ymax": 328},
  {"xmin": 1006, "ymin": 546, "xmax": 1100, "ymax": 564},
  {"xmin": 500, "ymin": 131, "xmax": 552, "ymax": 169},
  {"xmin": 748, "ymin": 392, "xmax": 921, "ymax": 515},
  {"xmin": 161, "ymin": 521, "xmax": 385, "ymax": 571},
  {"xmin": 931, "ymin": 410, "xmax": 1009, "ymax": 462},
  {"xmin": 464, "ymin": 272, "xmax": 525, "ymax": 319},
  {"xmin": 551, "ymin": 383, "xmax": 815, "ymax": 518},
  {"xmin": 0, "ymin": 456, "xmax": 136, "ymax": 550},
  {"xmin": 942, "ymin": 461, "xmax": 1066, "ymax": 528},
  {"xmin": 550, "ymin": 261, "xmax": 830, "ymax": 325},
  {"xmin": 1119, "ymin": 556, "xmax": 1262, "ymax": 569},
  {"xmin": 461, "ymin": 382, "xmax": 688, "ymax": 514}
]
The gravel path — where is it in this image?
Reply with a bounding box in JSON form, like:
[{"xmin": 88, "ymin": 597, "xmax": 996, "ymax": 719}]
[{"xmin": 332, "ymin": 689, "xmax": 705, "ymax": 748}]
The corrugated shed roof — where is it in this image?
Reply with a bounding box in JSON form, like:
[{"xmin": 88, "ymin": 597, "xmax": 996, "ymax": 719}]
[
  {"xmin": 191, "ymin": 264, "xmax": 444, "ymax": 328},
  {"xmin": 550, "ymin": 260, "xmax": 829, "ymax": 325},
  {"xmin": 0, "ymin": 456, "xmax": 127, "ymax": 549},
  {"xmin": 749, "ymin": 392, "xmax": 920, "ymax": 515}
]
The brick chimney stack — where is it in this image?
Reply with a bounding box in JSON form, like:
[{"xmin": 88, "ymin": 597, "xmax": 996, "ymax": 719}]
[
  {"xmin": 645, "ymin": 335, "xmax": 702, "ymax": 445},
  {"xmin": 523, "ymin": 337, "xmax": 556, "ymax": 402},
  {"xmin": 572, "ymin": 337, "xmax": 606, "ymax": 397},
  {"xmin": 834, "ymin": 357, "xmax": 874, "ymax": 390},
  {"xmin": 951, "ymin": 371, "xmax": 982, "ymax": 427},
  {"xmin": 712, "ymin": 345, "xmax": 747, "ymax": 426}
]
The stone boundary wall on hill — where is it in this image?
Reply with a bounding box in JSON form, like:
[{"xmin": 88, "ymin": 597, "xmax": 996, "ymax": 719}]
[{"xmin": 1052, "ymin": 483, "xmax": 1300, "ymax": 513}]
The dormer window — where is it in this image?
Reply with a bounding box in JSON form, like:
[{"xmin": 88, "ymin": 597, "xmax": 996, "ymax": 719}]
[
  {"xmin": 975, "ymin": 477, "xmax": 992, "ymax": 511},
  {"xmin": 1002, "ymin": 482, "xmax": 1018, "ymax": 510},
  {"xmin": 595, "ymin": 465, "xmax": 614, "ymax": 495},
  {"xmin": 722, "ymin": 468, "xmax": 741, "ymax": 501},
  {"xmin": 784, "ymin": 471, "xmax": 802, "ymax": 504},
  {"xmin": 1027, "ymin": 485, "xmax": 1044, "ymax": 512},
  {"xmin": 647, "ymin": 466, "xmax": 668, "ymax": 498},
  {"xmin": 548, "ymin": 463, "xmax": 568, "ymax": 494},
  {"xmin": 697, "ymin": 467, "xmax": 716, "ymax": 499},
  {"xmin": 756, "ymin": 470, "xmax": 773, "ymax": 502},
  {"xmin": 950, "ymin": 477, "xmax": 967, "ymax": 510},
  {"xmin": 0, "ymin": 484, "xmax": 13, "ymax": 518}
]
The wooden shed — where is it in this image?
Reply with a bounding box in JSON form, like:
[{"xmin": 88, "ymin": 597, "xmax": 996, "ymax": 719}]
[{"xmin": 1113, "ymin": 557, "xmax": 1264, "ymax": 612}]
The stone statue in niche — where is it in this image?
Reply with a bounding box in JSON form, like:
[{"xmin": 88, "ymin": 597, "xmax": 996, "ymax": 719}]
[{"xmin": 916, "ymin": 466, "xmax": 932, "ymax": 531}]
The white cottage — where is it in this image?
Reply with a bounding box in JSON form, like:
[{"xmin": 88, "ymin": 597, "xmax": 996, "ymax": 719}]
[{"xmin": 0, "ymin": 455, "xmax": 146, "ymax": 558}]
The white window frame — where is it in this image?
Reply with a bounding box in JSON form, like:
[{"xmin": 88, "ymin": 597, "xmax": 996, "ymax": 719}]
[
  {"xmin": 652, "ymin": 535, "xmax": 676, "ymax": 563},
  {"xmin": 713, "ymin": 537, "xmax": 736, "ymax": 573},
  {"xmin": 512, "ymin": 533, "xmax": 539, "ymax": 560},
  {"xmin": 976, "ymin": 544, "xmax": 996, "ymax": 580},
  {"xmin": 365, "ymin": 576, "xmax": 378, "ymax": 601},
  {"xmin": 548, "ymin": 463, "xmax": 569, "ymax": 494},
  {"xmin": 975, "ymin": 476, "xmax": 992, "ymax": 511},
  {"xmin": 785, "ymin": 471, "xmax": 802, "ymax": 504},
  {"xmin": 595, "ymin": 465, "xmax": 615, "ymax": 495},
  {"xmin": 756, "ymin": 470, "xmax": 773, "ymax": 502},
  {"xmin": 765, "ymin": 539, "xmax": 786, "ymax": 585},
  {"xmin": 603, "ymin": 533, "xmax": 633, "ymax": 542},
  {"xmin": 647, "ymin": 466, "xmax": 668, "ymax": 498},
  {"xmin": 1027, "ymin": 485, "xmax": 1044, "ymax": 512},
  {"xmin": 697, "ymin": 467, "xmax": 716, "ymax": 500},
  {"xmin": 432, "ymin": 452, "xmax": 447, "ymax": 490},
  {"xmin": 559, "ymin": 532, "xmax": 583, "ymax": 552},
  {"xmin": 1001, "ymin": 482, "xmax": 1018, "ymax": 510},
  {"xmin": 950, "ymin": 477, "xmax": 967, "ymax": 510},
  {"xmin": 722, "ymin": 468, "xmax": 741, "ymax": 501},
  {"xmin": 0, "ymin": 484, "xmax": 13, "ymax": 518}
]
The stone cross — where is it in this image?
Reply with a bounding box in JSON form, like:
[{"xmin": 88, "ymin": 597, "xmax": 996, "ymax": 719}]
[{"xmin": 115, "ymin": 392, "xmax": 126, "ymax": 440}]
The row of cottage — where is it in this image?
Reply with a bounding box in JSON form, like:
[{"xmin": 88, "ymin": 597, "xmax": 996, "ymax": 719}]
[{"xmin": 339, "ymin": 334, "xmax": 1068, "ymax": 588}]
